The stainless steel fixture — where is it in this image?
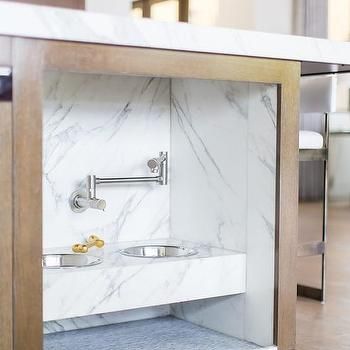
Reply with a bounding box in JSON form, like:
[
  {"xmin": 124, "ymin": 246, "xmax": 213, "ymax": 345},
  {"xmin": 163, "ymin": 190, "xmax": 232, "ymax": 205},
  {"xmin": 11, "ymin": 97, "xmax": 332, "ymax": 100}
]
[
  {"xmin": 298, "ymin": 110, "xmax": 329, "ymax": 302},
  {"xmin": 147, "ymin": 153, "xmax": 167, "ymax": 176},
  {"xmin": 70, "ymin": 151, "xmax": 168, "ymax": 213},
  {"xmin": 119, "ymin": 245, "xmax": 197, "ymax": 258},
  {"xmin": 42, "ymin": 254, "xmax": 103, "ymax": 269}
]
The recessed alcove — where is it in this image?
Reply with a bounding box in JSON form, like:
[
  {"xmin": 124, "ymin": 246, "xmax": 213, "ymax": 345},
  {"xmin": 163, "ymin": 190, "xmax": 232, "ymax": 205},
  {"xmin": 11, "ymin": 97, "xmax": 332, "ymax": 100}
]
[{"xmin": 42, "ymin": 71, "xmax": 277, "ymax": 349}]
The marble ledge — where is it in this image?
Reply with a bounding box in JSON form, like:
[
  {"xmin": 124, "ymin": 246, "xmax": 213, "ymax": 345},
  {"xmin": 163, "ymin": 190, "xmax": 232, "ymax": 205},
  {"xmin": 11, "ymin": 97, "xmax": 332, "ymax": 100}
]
[
  {"xmin": 1, "ymin": 1, "xmax": 350, "ymax": 65},
  {"xmin": 43, "ymin": 240, "xmax": 246, "ymax": 321}
]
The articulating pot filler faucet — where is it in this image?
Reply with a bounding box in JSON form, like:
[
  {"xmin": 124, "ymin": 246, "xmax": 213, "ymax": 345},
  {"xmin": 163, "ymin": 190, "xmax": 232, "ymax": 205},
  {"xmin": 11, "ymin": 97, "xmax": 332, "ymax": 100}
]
[{"xmin": 69, "ymin": 152, "xmax": 168, "ymax": 213}]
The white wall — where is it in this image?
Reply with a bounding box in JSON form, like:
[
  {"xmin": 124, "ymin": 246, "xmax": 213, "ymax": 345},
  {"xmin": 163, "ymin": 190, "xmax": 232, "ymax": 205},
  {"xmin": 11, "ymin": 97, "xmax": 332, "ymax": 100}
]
[
  {"xmin": 84, "ymin": 0, "xmax": 350, "ymax": 40},
  {"xmin": 328, "ymin": 0, "xmax": 350, "ymax": 41},
  {"xmin": 85, "ymin": 0, "xmax": 131, "ymax": 16},
  {"xmin": 336, "ymin": 73, "xmax": 350, "ymax": 112},
  {"xmin": 85, "ymin": 0, "xmax": 295, "ymax": 35},
  {"xmin": 189, "ymin": 0, "xmax": 294, "ymax": 34},
  {"xmin": 253, "ymin": 0, "xmax": 293, "ymax": 34}
]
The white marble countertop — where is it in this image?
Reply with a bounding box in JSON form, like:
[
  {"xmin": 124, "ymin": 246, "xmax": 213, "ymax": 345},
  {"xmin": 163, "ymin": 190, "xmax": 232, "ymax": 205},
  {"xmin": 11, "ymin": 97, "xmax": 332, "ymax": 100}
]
[
  {"xmin": 43, "ymin": 239, "xmax": 243, "ymax": 271},
  {"xmin": 43, "ymin": 239, "xmax": 246, "ymax": 321},
  {"xmin": 1, "ymin": 1, "xmax": 350, "ymax": 65}
]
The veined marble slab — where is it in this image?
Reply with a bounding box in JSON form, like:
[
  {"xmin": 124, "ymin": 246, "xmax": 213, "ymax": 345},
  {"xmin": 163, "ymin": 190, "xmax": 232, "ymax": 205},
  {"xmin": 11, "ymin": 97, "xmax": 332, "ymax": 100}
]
[
  {"xmin": 170, "ymin": 79, "xmax": 249, "ymax": 251},
  {"xmin": 245, "ymin": 84, "xmax": 276, "ymax": 346},
  {"xmin": 43, "ymin": 240, "xmax": 246, "ymax": 321},
  {"xmin": 170, "ymin": 80, "xmax": 276, "ymax": 347},
  {"xmin": 0, "ymin": 1, "xmax": 350, "ymax": 65},
  {"xmin": 43, "ymin": 71, "xmax": 170, "ymax": 248}
]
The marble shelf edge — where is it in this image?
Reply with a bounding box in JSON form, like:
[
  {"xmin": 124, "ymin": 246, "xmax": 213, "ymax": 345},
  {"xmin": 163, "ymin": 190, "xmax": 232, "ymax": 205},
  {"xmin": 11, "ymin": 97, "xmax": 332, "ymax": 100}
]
[{"xmin": 43, "ymin": 245, "xmax": 246, "ymax": 321}]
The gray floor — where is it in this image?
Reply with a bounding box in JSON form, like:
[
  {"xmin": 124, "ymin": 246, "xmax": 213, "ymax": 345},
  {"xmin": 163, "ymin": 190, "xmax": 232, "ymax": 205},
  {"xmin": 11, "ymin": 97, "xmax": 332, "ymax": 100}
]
[{"xmin": 44, "ymin": 316, "xmax": 261, "ymax": 350}]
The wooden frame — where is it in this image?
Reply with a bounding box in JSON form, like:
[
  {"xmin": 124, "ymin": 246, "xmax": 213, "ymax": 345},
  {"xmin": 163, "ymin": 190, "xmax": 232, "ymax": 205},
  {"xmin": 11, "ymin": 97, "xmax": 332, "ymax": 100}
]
[
  {"xmin": 0, "ymin": 35, "xmax": 13, "ymax": 350},
  {"xmin": 132, "ymin": 0, "xmax": 189, "ymax": 22},
  {"xmin": 5, "ymin": 0, "xmax": 85, "ymax": 9},
  {"xmin": 12, "ymin": 39, "xmax": 44, "ymax": 350},
  {"xmin": 1, "ymin": 36, "xmax": 300, "ymax": 350},
  {"xmin": 0, "ymin": 101, "xmax": 13, "ymax": 350}
]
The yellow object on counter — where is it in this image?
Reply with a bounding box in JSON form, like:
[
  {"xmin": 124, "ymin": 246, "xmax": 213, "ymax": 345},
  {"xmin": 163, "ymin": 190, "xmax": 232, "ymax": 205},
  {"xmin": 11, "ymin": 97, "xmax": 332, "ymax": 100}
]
[{"xmin": 72, "ymin": 234, "xmax": 105, "ymax": 253}]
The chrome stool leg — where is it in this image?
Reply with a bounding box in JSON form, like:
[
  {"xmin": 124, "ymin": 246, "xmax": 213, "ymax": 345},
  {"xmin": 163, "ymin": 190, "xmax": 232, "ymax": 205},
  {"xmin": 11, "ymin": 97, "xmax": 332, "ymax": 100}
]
[{"xmin": 298, "ymin": 113, "xmax": 328, "ymax": 302}]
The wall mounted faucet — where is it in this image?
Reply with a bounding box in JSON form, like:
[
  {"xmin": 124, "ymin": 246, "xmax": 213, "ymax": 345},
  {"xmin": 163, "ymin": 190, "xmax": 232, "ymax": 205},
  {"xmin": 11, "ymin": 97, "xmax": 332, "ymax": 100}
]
[{"xmin": 70, "ymin": 151, "xmax": 168, "ymax": 213}]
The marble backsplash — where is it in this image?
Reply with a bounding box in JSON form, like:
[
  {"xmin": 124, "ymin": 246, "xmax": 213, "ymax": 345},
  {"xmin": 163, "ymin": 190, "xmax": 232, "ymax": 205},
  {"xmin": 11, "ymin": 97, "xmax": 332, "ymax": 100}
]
[
  {"xmin": 43, "ymin": 72, "xmax": 170, "ymax": 249},
  {"xmin": 170, "ymin": 80, "xmax": 277, "ymax": 346},
  {"xmin": 170, "ymin": 79, "xmax": 249, "ymax": 251}
]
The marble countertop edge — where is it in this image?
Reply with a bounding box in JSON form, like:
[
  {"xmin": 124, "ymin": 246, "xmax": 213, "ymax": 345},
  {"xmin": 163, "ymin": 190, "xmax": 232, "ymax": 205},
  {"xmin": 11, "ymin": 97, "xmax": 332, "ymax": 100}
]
[{"xmin": 1, "ymin": 1, "xmax": 350, "ymax": 65}]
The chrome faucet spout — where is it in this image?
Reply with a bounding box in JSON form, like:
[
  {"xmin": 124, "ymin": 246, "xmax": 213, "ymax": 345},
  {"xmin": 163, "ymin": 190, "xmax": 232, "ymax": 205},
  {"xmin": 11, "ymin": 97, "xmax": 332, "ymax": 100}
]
[
  {"xmin": 69, "ymin": 151, "xmax": 168, "ymax": 213},
  {"xmin": 147, "ymin": 152, "xmax": 167, "ymax": 174}
]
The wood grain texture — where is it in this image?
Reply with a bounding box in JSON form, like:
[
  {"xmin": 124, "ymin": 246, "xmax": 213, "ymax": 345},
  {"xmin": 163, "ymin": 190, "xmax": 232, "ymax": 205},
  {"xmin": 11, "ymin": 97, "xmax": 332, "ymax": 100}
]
[
  {"xmin": 179, "ymin": 0, "xmax": 189, "ymax": 22},
  {"xmin": 0, "ymin": 102, "xmax": 13, "ymax": 350},
  {"xmin": 6, "ymin": 38, "xmax": 299, "ymax": 350},
  {"xmin": 3, "ymin": 0, "xmax": 84, "ymax": 9},
  {"xmin": 42, "ymin": 41, "xmax": 295, "ymax": 85},
  {"xmin": 275, "ymin": 63, "xmax": 300, "ymax": 350},
  {"xmin": 12, "ymin": 38, "xmax": 43, "ymax": 350}
]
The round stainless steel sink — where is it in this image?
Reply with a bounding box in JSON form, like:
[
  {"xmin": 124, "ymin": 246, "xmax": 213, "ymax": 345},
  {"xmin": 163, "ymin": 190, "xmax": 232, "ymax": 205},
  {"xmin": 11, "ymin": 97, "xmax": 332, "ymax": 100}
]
[
  {"xmin": 42, "ymin": 254, "xmax": 103, "ymax": 269},
  {"xmin": 119, "ymin": 245, "xmax": 198, "ymax": 258}
]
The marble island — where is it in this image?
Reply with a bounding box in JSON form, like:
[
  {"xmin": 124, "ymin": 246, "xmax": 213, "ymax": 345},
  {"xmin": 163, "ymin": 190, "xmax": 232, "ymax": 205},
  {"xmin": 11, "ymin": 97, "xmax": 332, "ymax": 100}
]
[{"xmin": 0, "ymin": 4, "xmax": 305, "ymax": 350}]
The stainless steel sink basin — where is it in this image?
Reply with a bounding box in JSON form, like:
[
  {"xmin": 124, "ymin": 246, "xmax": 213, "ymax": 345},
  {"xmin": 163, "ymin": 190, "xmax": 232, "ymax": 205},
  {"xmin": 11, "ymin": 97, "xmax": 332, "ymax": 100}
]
[
  {"xmin": 119, "ymin": 245, "xmax": 198, "ymax": 258},
  {"xmin": 42, "ymin": 254, "xmax": 103, "ymax": 269}
]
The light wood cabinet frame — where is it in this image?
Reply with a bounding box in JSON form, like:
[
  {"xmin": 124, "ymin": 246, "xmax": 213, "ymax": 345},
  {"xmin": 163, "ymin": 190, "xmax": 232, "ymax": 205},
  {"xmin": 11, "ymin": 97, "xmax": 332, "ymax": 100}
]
[
  {"xmin": 3, "ymin": 0, "xmax": 85, "ymax": 9},
  {"xmin": 132, "ymin": 0, "xmax": 189, "ymax": 22},
  {"xmin": 0, "ymin": 36, "xmax": 300, "ymax": 350}
]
